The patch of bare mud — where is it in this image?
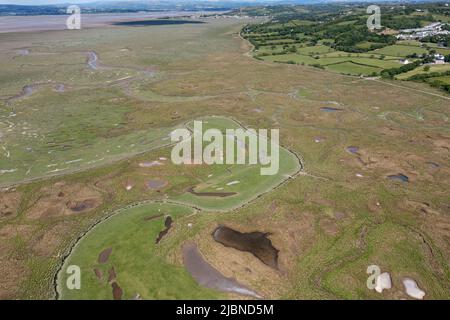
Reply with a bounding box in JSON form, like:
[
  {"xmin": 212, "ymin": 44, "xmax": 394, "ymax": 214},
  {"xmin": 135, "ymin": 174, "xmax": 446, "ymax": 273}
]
[
  {"xmin": 98, "ymin": 247, "xmax": 113, "ymax": 264},
  {"xmin": 196, "ymin": 211, "xmax": 315, "ymax": 298},
  {"xmin": 0, "ymin": 224, "xmax": 35, "ymax": 299},
  {"xmin": 108, "ymin": 267, "xmax": 117, "ymax": 283},
  {"xmin": 111, "ymin": 282, "xmax": 123, "ymax": 300},
  {"xmin": 94, "ymin": 269, "xmax": 102, "ymax": 280},
  {"xmin": 0, "ymin": 190, "xmax": 21, "ymax": 220},
  {"xmin": 182, "ymin": 241, "xmax": 261, "ymax": 298},
  {"xmin": 146, "ymin": 179, "xmax": 168, "ymax": 190}
]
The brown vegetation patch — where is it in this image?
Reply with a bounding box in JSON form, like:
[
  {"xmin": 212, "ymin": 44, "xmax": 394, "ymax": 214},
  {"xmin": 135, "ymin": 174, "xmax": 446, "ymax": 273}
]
[
  {"xmin": 0, "ymin": 224, "xmax": 35, "ymax": 299},
  {"xmin": 26, "ymin": 182, "xmax": 102, "ymax": 219},
  {"xmin": 195, "ymin": 209, "xmax": 316, "ymax": 298},
  {"xmin": 32, "ymin": 222, "xmax": 71, "ymax": 256},
  {"xmin": 94, "ymin": 268, "xmax": 102, "ymax": 280},
  {"xmin": 319, "ymin": 218, "xmax": 339, "ymax": 236},
  {"xmin": 108, "ymin": 267, "xmax": 116, "ymax": 283},
  {"xmin": 67, "ymin": 198, "xmax": 98, "ymax": 212},
  {"xmin": 0, "ymin": 259, "xmax": 27, "ymax": 299},
  {"xmin": 0, "ymin": 190, "xmax": 21, "ymax": 220},
  {"xmin": 398, "ymin": 199, "xmax": 441, "ymax": 216},
  {"xmin": 375, "ymin": 126, "xmax": 406, "ymax": 137},
  {"xmin": 432, "ymin": 137, "xmax": 450, "ymax": 152},
  {"xmin": 367, "ymin": 199, "xmax": 383, "ymax": 213}
]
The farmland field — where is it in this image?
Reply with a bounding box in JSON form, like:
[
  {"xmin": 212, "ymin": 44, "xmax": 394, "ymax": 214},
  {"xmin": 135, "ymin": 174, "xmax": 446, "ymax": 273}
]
[{"xmin": 369, "ymin": 44, "xmax": 429, "ymax": 57}]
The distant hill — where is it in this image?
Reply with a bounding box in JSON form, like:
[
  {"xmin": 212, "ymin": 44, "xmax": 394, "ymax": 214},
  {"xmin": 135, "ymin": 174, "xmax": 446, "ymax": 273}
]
[
  {"xmin": 0, "ymin": 1, "xmax": 444, "ymax": 16},
  {"xmin": 0, "ymin": 1, "xmax": 235, "ymax": 16}
]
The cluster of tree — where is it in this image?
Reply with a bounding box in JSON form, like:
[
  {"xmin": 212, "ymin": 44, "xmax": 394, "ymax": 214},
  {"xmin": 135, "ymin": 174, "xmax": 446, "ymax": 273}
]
[
  {"xmin": 421, "ymin": 34, "xmax": 450, "ymax": 48},
  {"xmin": 330, "ymin": 26, "xmax": 396, "ymax": 53},
  {"xmin": 380, "ymin": 60, "xmax": 422, "ymax": 78},
  {"xmin": 427, "ymin": 4, "xmax": 450, "ymax": 17},
  {"xmin": 382, "ymin": 14, "xmax": 434, "ymax": 30},
  {"xmin": 244, "ymin": 16, "xmax": 396, "ymax": 54},
  {"xmin": 407, "ymin": 70, "xmax": 450, "ymax": 81},
  {"xmin": 428, "ymin": 80, "xmax": 450, "ymax": 93},
  {"xmin": 0, "ymin": 4, "xmax": 65, "ymax": 15}
]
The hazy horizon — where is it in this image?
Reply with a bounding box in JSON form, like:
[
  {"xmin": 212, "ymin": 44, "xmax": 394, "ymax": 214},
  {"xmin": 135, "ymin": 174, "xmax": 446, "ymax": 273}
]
[{"xmin": 1, "ymin": 0, "xmax": 288, "ymax": 5}]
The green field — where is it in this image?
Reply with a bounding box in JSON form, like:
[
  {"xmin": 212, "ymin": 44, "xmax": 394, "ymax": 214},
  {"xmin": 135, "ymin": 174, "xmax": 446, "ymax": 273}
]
[
  {"xmin": 58, "ymin": 202, "xmax": 222, "ymax": 299},
  {"xmin": 324, "ymin": 62, "xmax": 382, "ymax": 76},
  {"xmin": 396, "ymin": 64, "xmax": 450, "ymax": 80},
  {"xmin": 261, "ymin": 53, "xmax": 397, "ymax": 75},
  {"xmin": 369, "ymin": 44, "xmax": 429, "ymax": 57},
  {"xmin": 173, "ymin": 117, "xmax": 301, "ymax": 211}
]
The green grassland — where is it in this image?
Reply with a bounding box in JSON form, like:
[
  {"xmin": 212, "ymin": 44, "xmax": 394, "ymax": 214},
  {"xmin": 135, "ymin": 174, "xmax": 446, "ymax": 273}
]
[
  {"xmin": 173, "ymin": 116, "xmax": 301, "ymax": 211},
  {"xmin": 58, "ymin": 202, "xmax": 222, "ymax": 300},
  {"xmin": 369, "ymin": 44, "xmax": 429, "ymax": 57},
  {"xmin": 396, "ymin": 63, "xmax": 450, "ymax": 79}
]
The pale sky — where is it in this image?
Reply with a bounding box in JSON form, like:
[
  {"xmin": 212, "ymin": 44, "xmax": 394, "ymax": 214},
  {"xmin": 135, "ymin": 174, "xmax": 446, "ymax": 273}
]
[
  {"xmin": 1, "ymin": 0, "xmax": 270, "ymax": 4},
  {"xmin": 2, "ymin": 0, "xmax": 153, "ymax": 4}
]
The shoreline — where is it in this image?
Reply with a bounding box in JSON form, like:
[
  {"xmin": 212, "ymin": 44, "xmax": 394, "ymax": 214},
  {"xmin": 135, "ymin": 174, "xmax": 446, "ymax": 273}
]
[{"xmin": 0, "ymin": 11, "xmax": 227, "ymax": 34}]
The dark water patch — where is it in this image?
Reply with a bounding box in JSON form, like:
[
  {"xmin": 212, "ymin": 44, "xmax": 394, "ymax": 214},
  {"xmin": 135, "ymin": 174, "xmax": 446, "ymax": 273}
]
[
  {"xmin": 54, "ymin": 84, "xmax": 65, "ymax": 92},
  {"xmin": 111, "ymin": 282, "xmax": 123, "ymax": 300},
  {"xmin": 147, "ymin": 179, "xmax": 168, "ymax": 190},
  {"xmin": 15, "ymin": 49, "xmax": 29, "ymax": 57},
  {"xmin": 93, "ymin": 268, "xmax": 102, "ymax": 280},
  {"xmin": 346, "ymin": 146, "xmax": 359, "ymax": 154},
  {"xmin": 114, "ymin": 19, "xmax": 205, "ymax": 27},
  {"xmin": 67, "ymin": 199, "xmax": 96, "ymax": 212},
  {"xmin": 108, "ymin": 267, "xmax": 116, "ymax": 283},
  {"xmin": 144, "ymin": 213, "xmax": 164, "ymax": 221},
  {"xmin": 98, "ymin": 247, "xmax": 112, "ymax": 264},
  {"xmin": 321, "ymin": 107, "xmax": 343, "ymax": 112},
  {"xmin": 182, "ymin": 242, "xmax": 262, "ymax": 298},
  {"xmin": 426, "ymin": 161, "xmax": 440, "ymax": 169},
  {"xmin": 187, "ymin": 187, "xmax": 236, "ymax": 198},
  {"xmin": 7, "ymin": 84, "xmax": 36, "ymax": 105},
  {"xmin": 387, "ymin": 174, "xmax": 409, "ymax": 183},
  {"xmin": 212, "ymin": 226, "xmax": 279, "ymax": 269},
  {"xmin": 155, "ymin": 216, "xmax": 173, "ymax": 244}
]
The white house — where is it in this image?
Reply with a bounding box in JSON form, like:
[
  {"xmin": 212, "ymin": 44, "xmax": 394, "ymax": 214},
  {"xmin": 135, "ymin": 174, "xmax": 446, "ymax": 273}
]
[
  {"xmin": 434, "ymin": 54, "xmax": 445, "ymax": 64},
  {"xmin": 399, "ymin": 59, "xmax": 410, "ymax": 65}
]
